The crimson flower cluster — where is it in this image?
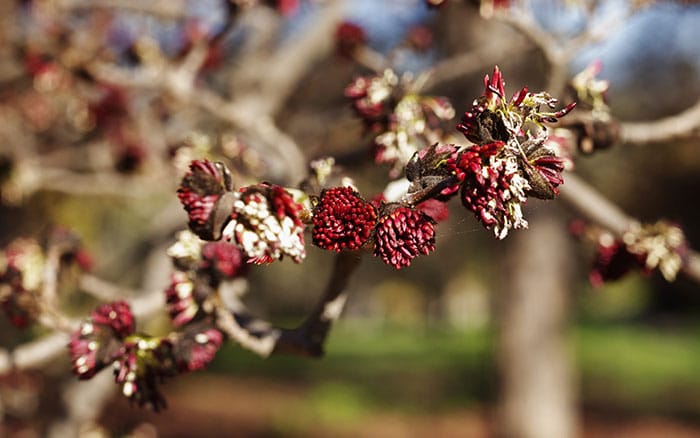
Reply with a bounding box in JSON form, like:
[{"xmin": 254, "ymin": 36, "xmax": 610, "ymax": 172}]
[
  {"xmin": 345, "ymin": 70, "xmax": 454, "ymax": 177},
  {"xmin": 312, "ymin": 187, "xmax": 435, "ymax": 269},
  {"xmin": 177, "ymin": 160, "xmax": 234, "ymax": 240},
  {"xmin": 68, "ymin": 299, "xmax": 226, "ymax": 410},
  {"xmin": 345, "ymin": 70, "xmax": 398, "ymax": 129},
  {"xmin": 223, "ymin": 183, "xmax": 306, "ymax": 264},
  {"xmin": 457, "ymin": 66, "xmax": 575, "ymax": 145},
  {"xmin": 69, "ymin": 301, "xmax": 135, "ymax": 380},
  {"xmin": 312, "ymin": 186, "xmax": 377, "ymax": 252},
  {"xmin": 177, "ymin": 160, "xmax": 306, "ymax": 264},
  {"xmin": 446, "ymin": 142, "xmax": 529, "ymax": 239},
  {"xmin": 67, "ymin": 225, "xmax": 248, "ymax": 410},
  {"xmin": 405, "ymin": 67, "xmax": 574, "ymax": 239},
  {"xmin": 374, "ymin": 206, "xmax": 436, "ymax": 269},
  {"xmin": 69, "ymin": 302, "xmax": 177, "ymax": 410},
  {"xmin": 589, "ymin": 237, "xmax": 649, "ymax": 287},
  {"xmin": 165, "ymin": 229, "xmax": 248, "ymax": 327},
  {"xmin": 570, "ymin": 220, "xmax": 688, "ymax": 287}
]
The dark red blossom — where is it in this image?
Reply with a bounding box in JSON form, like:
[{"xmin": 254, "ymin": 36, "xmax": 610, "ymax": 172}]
[
  {"xmin": 201, "ymin": 241, "xmax": 248, "ymax": 279},
  {"xmin": 24, "ymin": 52, "xmax": 55, "ymax": 77},
  {"xmin": 588, "ymin": 238, "xmax": 647, "ymax": 288},
  {"xmin": 113, "ymin": 338, "xmax": 176, "ymax": 411},
  {"xmin": 448, "ymin": 142, "xmax": 529, "ymax": 239},
  {"xmin": 68, "ymin": 333, "xmax": 101, "ymax": 379},
  {"xmin": 374, "ymin": 206, "xmax": 435, "ymax": 269},
  {"xmin": 312, "ymin": 187, "xmax": 377, "ymax": 252},
  {"xmin": 69, "ymin": 301, "xmax": 135, "ymax": 380},
  {"xmin": 267, "ymin": 184, "xmax": 304, "ymax": 227},
  {"xmin": 90, "ymin": 301, "xmax": 135, "ymax": 338},
  {"xmin": 174, "ymin": 328, "xmax": 224, "ymax": 372},
  {"xmin": 177, "ymin": 160, "xmax": 233, "ymax": 240},
  {"xmin": 573, "ymin": 220, "xmax": 687, "ymax": 285},
  {"xmin": 457, "ymin": 66, "xmax": 574, "ymax": 144},
  {"xmin": 89, "ymin": 84, "xmax": 127, "ymax": 127},
  {"xmin": 164, "ymin": 272, "xmax": 198, "ymax": 327},
  {"xmin": 344, "ymin": 72, "xmax": 396, "ymax": 127},
  {"xmin": 335, "ymin": 21, "xmax": 366, "ymax": 58},
  {"xmin": 446, "ymin": 142, "xmax": 502, "ymax": 183},
  {"xmin": 530, "ymin": 154, "xmax": 565, "ymax": 194}
]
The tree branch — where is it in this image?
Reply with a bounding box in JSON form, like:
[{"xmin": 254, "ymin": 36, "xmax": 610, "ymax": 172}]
[
  {"xmin": 424, "ymin": 38, "xmax": 533, "ymax": 90},
  {"xmin": 88, "ymin": 56, "xmax": 307, "ymax": 184},
  {"xmin": 0, "ymin": 332, "xmax": 70, "ymax": 375},
  {"xmin": 216, "ymin": 251, "xmax": 362, "ymax": 358},
  {"xmin": 57, "ymin": 0, "xmax": 188, "ymax": 20},
  {"xmin": 79, "ymin": 274, "xmax": 164, "ymax": 319},
  {"xmin": 238, "ymin": 1, "xmax": 348, "ymax": 117},
  {"xmin": 619, "ymin": 98, "xmax": 700, "ymax": 145}
]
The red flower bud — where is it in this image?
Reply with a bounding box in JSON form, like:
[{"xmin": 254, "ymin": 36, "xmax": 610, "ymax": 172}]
[{"xmin": 312, "ymin": 187, "xmax": 377, "ymax": 252}]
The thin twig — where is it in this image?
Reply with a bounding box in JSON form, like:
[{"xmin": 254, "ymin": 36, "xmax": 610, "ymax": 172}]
[
  {"xmin": 58, "ymin": 0, "xmax": 188, "ymax": 20},
  {"xmin": 34, "ymin": 168, "xmax": 172, "ymax": 197},
  {"xmin": 424, "ymin": 38, "xmax": 533, "ymax": 90},
  {"xmin": 619, "ymin": 98, "xmax": 700, "ymax": 145},
  {"xmin": 0, "ymin": 332, "xmax": 70, "ymax": 374},
  {"xmin": 79, "ymin": 274, "xmax": 164, "ymax": 319}
]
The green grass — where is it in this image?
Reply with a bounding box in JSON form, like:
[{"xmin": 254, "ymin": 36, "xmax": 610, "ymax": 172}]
[
  {"xmin": 576, "ymin": 323, "xmax": 700, "ymax": 417},
  {"xmin": 208, "ymin": 321, "xmax": 700, "ymax": 419}
]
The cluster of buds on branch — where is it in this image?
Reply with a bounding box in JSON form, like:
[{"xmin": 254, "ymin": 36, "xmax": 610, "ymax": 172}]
[
  {"xmin": 405, "ymin": 66, "xmax": 574, "ymax": 239},
  {"xmin": 565, "ymin": 61, "xmax": 620, "ymax": 153},
  {"xmin": 178, "ymin": 67, "xmax": 576, "ymax": 273},
  {"xmin": 69, "ymin": 229, "xmax": 247, "ymax": 410},
  {"xmin": 571, "ymin": 219, "xmax": 688, "ymax": 287},
  {"xmin": 0, "ymin": 230, "xmax": 91, "ymax": 328},
  {"xmin": 345, "ymin": 70, "xmax": 455, "ymax": 177}
]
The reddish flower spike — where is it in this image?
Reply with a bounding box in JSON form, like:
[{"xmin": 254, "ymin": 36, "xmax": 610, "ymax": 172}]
[
  {"xmin": 164, "ymin": 272, "xmax": 198, "ymax": 327},
  {"xmin": 532, "ymin": 154, "xmax": 565, "ymax": 193},
  {"xmin": 177, "ymin": 160, "xmax": 233, "ymax": 240},
  {"xmin": 90, "ymin": 301, "xmax": 135, "ymax": 339},
  {"xmin": 312, "ymin": 187, "xmax": 377, "ymax": 252},
  {"xmin": 113, "ymin": 338, "xmax": 174, "ymax": 411},
  {"xmin": 589, "ymin": 238, "xmax": 646, "ymax": 288},
  {"xmin": 69, "ymin": 301, "xmax": 136, "ymax": 380},
  {"xmin": 181, "ymin": 329, "xmax": 224, "ymax": 372},
  {"xmin": 374, "ymin": 207, "xmax": 436, "ymax": 269}
]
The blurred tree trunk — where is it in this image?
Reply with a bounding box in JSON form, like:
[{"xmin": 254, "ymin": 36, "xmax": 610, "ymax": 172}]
[{"xmin": 495, "ymin": 209, "xmax": 578, "ymax": 438}]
